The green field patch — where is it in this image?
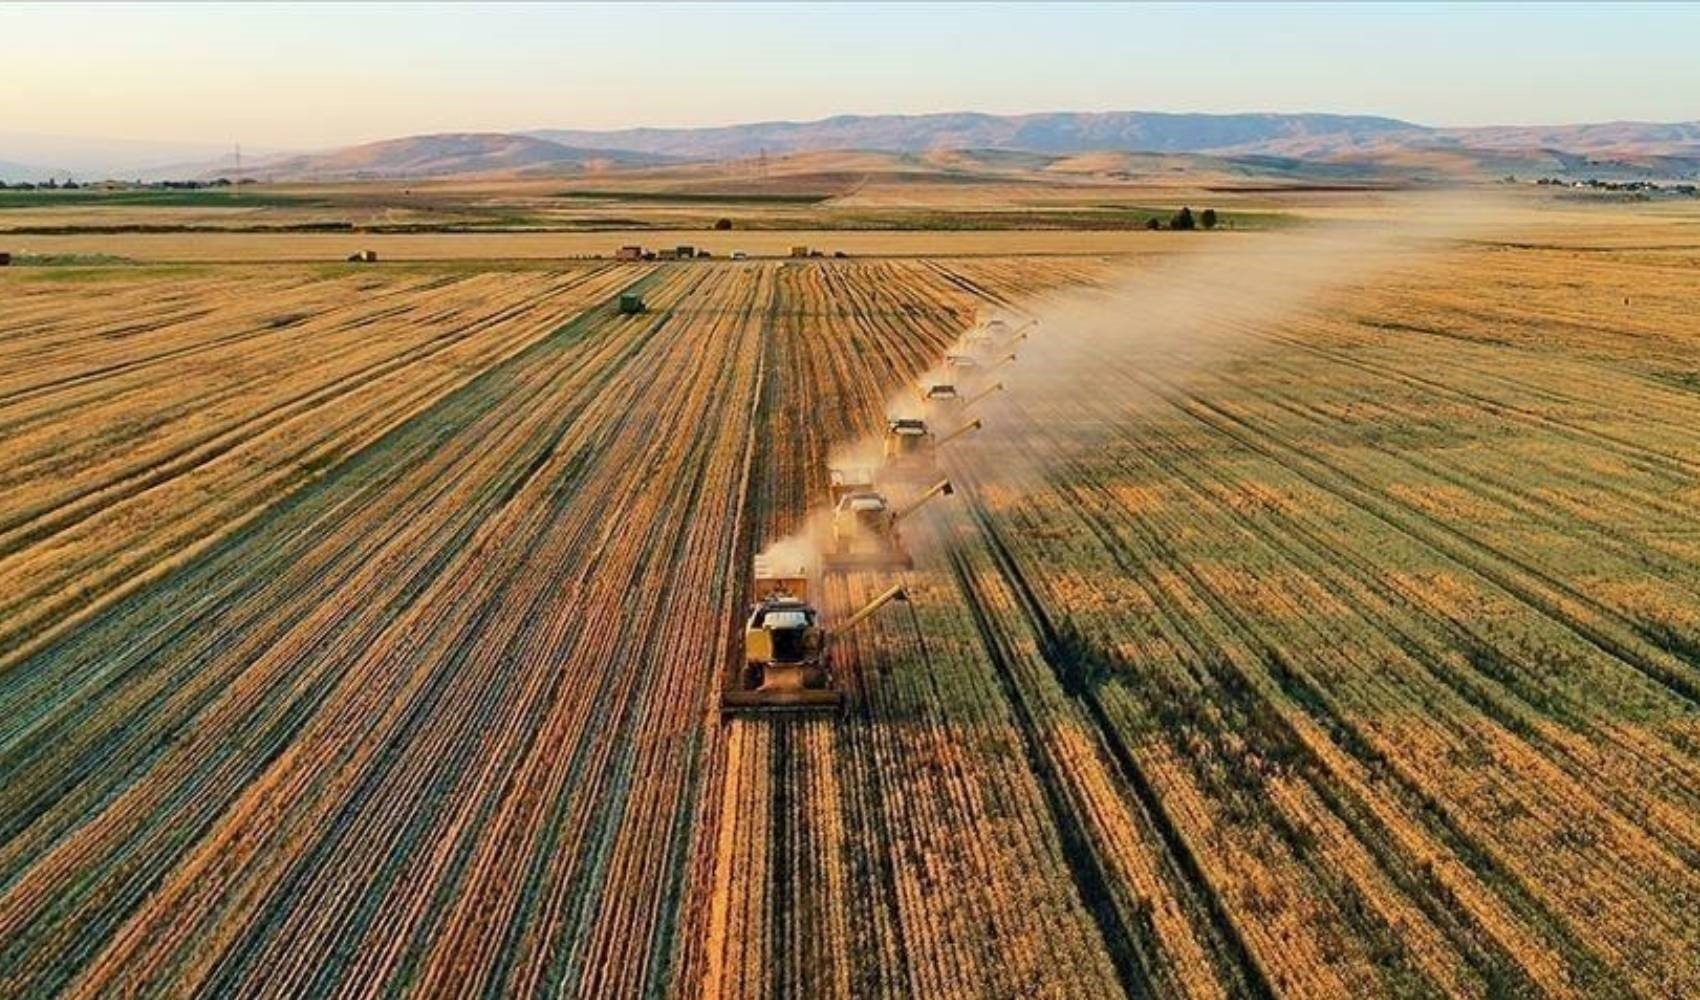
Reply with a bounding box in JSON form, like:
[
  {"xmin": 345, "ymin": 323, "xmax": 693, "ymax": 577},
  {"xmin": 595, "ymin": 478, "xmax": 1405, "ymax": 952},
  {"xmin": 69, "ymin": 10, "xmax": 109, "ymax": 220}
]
[
  {"xmin": 0, "ymin": 189, "xmax": 328, "ymax": 210},
  {"xmin": 5, "ymin": 260, "xmax": 206, "ymax": 282}
]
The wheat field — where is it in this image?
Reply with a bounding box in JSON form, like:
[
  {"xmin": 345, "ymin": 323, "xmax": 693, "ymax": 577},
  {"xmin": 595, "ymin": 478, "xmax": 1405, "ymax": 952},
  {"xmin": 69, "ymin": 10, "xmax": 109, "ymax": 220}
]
[{"xmin": 3, "ymin": 203, "xmax": 1699, "ymax": 996}]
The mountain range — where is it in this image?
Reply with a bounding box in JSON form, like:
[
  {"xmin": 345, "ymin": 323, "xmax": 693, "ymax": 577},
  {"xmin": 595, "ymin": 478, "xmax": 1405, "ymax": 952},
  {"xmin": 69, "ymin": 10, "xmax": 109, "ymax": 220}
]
[
  {"xmin": 5, "ymin": 111, "xmax": 1699, "ymax": 183},
  {"xmin": 529, "ymin": 111, "xmax": 1424, "ymax": 159},
  {"xmin": 240, "ymin": 133, "xmax": 669, "ymax": 181}
]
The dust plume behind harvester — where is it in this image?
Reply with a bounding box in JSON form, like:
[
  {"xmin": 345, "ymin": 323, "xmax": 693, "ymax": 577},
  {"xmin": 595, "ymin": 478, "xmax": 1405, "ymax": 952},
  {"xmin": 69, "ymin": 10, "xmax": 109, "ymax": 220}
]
[{"xmin": 720, "ymin": 307, "xmax": 1034, "ymax": 721}]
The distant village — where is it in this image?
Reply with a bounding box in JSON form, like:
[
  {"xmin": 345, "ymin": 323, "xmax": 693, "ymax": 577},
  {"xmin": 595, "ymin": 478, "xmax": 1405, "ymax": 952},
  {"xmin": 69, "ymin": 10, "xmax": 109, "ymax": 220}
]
[{"xmin": 1517, "ymin": 176, "xmax": 1700, "ymax": 197}]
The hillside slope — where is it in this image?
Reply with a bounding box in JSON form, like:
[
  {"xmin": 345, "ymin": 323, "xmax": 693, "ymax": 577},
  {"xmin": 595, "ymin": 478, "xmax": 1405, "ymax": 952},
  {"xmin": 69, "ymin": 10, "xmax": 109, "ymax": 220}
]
[{"xmin": 244, "ymin": 133, "xmax": 668, "ymax": 180}]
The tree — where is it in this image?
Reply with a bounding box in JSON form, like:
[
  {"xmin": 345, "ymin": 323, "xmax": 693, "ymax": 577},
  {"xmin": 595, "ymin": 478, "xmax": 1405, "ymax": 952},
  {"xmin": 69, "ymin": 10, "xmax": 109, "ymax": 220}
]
[
  {"xmin": 1145, "ymin": 217, "xmax": 1161, "ymax": 231},
  {"xmin": 1170, "ymin": 206, "xmax": 1195, "ymax": 231},
  {"xmin": 713, "ymin": 217, "xmax": 733, "ymax": 230},
  {"xmin": 1200, "ymin": 208, "xmax": 1218, "ymax": 230}
]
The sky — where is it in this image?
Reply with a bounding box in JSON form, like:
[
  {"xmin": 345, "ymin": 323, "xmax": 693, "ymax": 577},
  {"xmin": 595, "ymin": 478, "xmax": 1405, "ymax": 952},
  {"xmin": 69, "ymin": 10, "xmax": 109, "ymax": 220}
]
[{"xmin": 3, "ymin": 2, "xmax": 1698, "ymax": 153}]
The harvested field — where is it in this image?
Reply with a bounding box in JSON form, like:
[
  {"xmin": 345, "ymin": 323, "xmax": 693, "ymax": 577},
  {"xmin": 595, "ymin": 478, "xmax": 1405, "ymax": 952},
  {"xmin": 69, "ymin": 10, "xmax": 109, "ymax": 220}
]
[{"xmin": 4, "ymin": 210, "xmax": 1700, "ymax": 997}]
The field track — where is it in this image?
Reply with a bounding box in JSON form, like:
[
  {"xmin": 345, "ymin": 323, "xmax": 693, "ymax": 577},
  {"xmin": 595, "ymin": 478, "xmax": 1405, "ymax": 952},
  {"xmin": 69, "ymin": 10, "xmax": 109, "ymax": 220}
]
[{"xmin": 3, "ymin": 239, "xmax": 1699, "ymax": 997}]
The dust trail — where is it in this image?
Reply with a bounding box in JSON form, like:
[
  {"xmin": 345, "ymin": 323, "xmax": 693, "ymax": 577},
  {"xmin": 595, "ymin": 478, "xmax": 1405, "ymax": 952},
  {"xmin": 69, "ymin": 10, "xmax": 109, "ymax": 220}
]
[
  {"xmin": 948, "ymin": 191, "xmax": 1517, "ymax": 493},
  {"xmin": 754, "ymin": 510, "xmax": 831, "ymax": 580},
  {"xmin": 765, "ymin": 191, "xmax": 1510, "ymax": 578}
]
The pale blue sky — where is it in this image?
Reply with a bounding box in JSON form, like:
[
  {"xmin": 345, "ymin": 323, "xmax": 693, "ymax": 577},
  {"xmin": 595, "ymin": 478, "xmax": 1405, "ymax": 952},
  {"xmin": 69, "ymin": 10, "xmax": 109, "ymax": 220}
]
[{"xmin": 3, "ymin": 2, "xmax": 1696, "ymax": 148}]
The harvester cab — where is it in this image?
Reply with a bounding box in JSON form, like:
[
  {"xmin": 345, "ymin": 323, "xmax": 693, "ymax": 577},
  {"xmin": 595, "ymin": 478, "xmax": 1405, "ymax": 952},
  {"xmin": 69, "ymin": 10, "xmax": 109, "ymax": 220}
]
[{"xmin": 723, "ymin": 560, "xmax": 911, "ymax": 717}]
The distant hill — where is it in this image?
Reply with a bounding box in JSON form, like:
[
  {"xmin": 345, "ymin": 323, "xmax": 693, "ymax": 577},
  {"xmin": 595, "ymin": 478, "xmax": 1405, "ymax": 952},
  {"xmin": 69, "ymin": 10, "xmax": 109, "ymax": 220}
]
[
  {"xmin": 529, "ymin": 111, "xmax": 1423, "ymax": 160},
  {"xmin": 19, "ymin": 113, "xmax": 1700, "ymax": 184},
  {"xmin": 0, "ymin": 158, "xmax": 64, "ymax": 183},
  {"xmin": 523, "ymin": 111, "xmax": 1700, "ymax": 181},
  {"xmin": 240, "ymin": 133, "xmax": 672, "ymax": 181}
]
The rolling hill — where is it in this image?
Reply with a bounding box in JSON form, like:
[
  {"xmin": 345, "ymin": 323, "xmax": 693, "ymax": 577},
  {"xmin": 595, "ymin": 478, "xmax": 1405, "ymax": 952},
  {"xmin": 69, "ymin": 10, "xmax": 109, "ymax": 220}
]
[
  {"xmin": 23, "ymin": 113, "xmax": 1700, "ymax": 184},
  {"xmin": 524, "ymin": 111, "xmax": 1700, "ymax": 181},
  {"xmin": 238, "ymin": 133, "xmax": 671, "ymax": 181},
  {"xmin": 529, "ymin": 111, "xmax": 1423, "ymax": 160}
]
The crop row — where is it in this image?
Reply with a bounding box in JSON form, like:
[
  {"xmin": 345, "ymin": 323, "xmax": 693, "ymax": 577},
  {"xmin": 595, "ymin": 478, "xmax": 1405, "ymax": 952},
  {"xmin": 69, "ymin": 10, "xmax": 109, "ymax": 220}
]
[
  {"xmin": 708, "ymin": 241, "xmax": 1700, "ymax": 997},
  {"xmin": 0, "ymin": 257, "xmax": 1097, "ymax": 997},
  {"xmin": 11, "ymin": 240, "xmax": 1691, "ymax": 997}
]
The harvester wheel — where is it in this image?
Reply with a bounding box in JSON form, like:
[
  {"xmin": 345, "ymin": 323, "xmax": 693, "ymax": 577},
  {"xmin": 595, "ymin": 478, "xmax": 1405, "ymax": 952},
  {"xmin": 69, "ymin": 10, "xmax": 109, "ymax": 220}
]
[{"xmin": 801, "ymin": 666, "xmax": 830, "ymax": 690}]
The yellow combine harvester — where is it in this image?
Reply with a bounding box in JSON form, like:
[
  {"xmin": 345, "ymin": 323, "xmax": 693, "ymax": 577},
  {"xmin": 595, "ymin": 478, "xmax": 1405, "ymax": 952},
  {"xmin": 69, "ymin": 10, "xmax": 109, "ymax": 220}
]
[
  {"xmin": 882, "ymin": 417, "xmax": 981, "ymax": 479},
  {"xmin": 823, "ymin": 478, "xmax": 954, "ymax": 571},
  {"xmin": 920, "ymin": 380, "xmax": 1003, "ymax": 416},
  {"xmin": 722, "ymin": 562, "xmax": 911, "ymax": 716}
]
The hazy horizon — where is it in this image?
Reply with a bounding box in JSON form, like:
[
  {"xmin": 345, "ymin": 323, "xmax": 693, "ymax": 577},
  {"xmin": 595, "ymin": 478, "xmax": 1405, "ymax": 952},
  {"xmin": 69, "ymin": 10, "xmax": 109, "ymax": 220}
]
[{"xmin": 3, "ymin": 1, "xmax": 1698, "ymax": 154}]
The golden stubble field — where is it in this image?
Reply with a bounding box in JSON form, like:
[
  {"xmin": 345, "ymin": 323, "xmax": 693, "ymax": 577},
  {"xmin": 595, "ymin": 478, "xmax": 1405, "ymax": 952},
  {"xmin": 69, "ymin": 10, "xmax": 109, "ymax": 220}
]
[{"xmin": 3, "ymin": 192, "xmax": 1700, "ymax": 997}]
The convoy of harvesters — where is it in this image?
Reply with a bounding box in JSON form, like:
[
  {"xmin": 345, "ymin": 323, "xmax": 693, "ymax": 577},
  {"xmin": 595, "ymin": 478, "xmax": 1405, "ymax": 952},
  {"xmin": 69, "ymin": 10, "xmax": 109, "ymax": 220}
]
[{"xmin": 724, "ymin": 311, "xmax": 1036, "ymax": 716}]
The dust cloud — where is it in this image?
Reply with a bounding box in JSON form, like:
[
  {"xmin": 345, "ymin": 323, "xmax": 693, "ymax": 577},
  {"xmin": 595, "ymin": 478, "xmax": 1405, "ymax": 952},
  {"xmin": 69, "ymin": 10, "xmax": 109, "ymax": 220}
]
[
  {"xmin": 948, "ymin": 190, "xmax": 1517, "ymax": 487},
  {"xmin": 756, "ymin": 191, "xmax": 1512, "ymax": 586}
]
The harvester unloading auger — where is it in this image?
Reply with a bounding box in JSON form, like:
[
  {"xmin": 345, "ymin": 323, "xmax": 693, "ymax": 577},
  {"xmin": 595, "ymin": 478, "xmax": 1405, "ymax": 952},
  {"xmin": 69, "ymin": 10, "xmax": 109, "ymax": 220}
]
[
  {"xmin": 722, "ymin": 562, "xmax": 911, "ymax": 716},
  {"xmin": 982, "ymin": 352, "xmax": 1019, "ymax": 379},
  {"xmin": 823, "ymin": 478, "xmax": 955, "ymax": 571}
]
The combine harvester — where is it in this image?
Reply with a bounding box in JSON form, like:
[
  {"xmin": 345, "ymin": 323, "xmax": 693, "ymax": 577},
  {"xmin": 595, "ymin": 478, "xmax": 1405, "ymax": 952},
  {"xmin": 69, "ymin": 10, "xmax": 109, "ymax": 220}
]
[
  {"xmin": 722, "ymin": 560, "xmax": 912, "ymax": 716},
  {"xmin": 823, "ymin": 478, "xmax": 955, "ymax": 571},
  {"xmin": 919, "ymin": 379, "xmax": 1003, "ymax": 418},
  {"xmin": 967, "ymin": 316, "xmax": 1036, "ymax": 357},
  {"xmin": 882, "ymin": 417, "xmax": 981, "ymax": 481},
  {"xmin": 945, "ymin": 350, "xmax": 1017, "ymax": 389},
  {"xmin": 720, "ymin": 313, "xmax": 1024, "ymax": 720}
]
